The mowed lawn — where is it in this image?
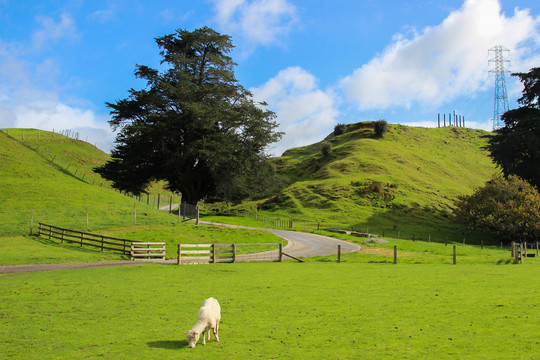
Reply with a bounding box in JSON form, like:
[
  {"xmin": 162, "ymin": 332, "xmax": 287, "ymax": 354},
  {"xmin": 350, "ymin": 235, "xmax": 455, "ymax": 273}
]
[{"xmin": 1, "ymin": 262, "xmax": 539, "ymax": 359}]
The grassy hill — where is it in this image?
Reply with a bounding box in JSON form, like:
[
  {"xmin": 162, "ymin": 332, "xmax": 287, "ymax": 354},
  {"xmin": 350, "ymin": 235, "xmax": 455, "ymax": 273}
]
[
  {"xmin": 245, "ymin": 123, "xmax": 498, "ymax": 242},
  {"xmin": 0, "ymin": 128, "xmax": 177, "ymax": 237}
]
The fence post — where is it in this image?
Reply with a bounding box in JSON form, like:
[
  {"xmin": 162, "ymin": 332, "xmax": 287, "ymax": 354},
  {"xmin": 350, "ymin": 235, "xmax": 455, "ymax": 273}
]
[
  {"xmin": 157, "ymin": 194, "xmax": 160, "ymax": 209},
  {"xmin": 337, "ymin": 245, "xmax": 341, "ymax": 263},
  {"xmin": 101, "ymin": 236, "xmax": 104, "ymax": 251},
  {"xmin": 196, "ymin": 206, "xmax": 199, "ymax": 225},
  {"xmin": 279, "ymin": 244, "xmax": 283, "ymax": 262},
  {"xmin": 169, "ymin": 197, "xmax": 172, "ymax": 214},
  {"xmin": 393, "ymin": 246, "xmax": 397, "ymax": 264},
  {"xmin": 177, "ymin": 244, "xmax": 181, "ymax": 265},
  {"xmin": 212, "ymin": 244, "xmax": 216, "ymax": 263},
  {"xmin": 29, "ymin": 209, "xmax": 34, "ymax": 235},
  {"xmin": 61, "ymin": 229, "xmax": 65, "ymax": 243},
  {"xmin": 537, "ymin": 241, "xmax": 539, "ymax": 256},
  {"xmin": 232, "ymin": 244, "xmax": 236, "ymax": 263},
  {"xmin": 453, "ymin": 245, "xmax": 456, "ymax": 264},
  {"xmin": 524, "ymin": 242, "xmax": 527, "ymax": 257}
]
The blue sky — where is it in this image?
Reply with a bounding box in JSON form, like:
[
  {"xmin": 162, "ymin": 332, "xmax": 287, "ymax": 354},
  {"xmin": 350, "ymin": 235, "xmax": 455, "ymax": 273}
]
[{"xmin": 1, "ymin": 0, "xmax": 539, "ymax": 155}]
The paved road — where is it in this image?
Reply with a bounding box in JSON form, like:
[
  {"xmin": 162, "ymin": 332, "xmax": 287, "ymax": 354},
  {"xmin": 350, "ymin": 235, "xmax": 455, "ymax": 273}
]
[
  {"xmin": 200, "ymin": 220, "xmax": 361, "ymax": 262},
  {"xmin": 268, "ymin": 229, "xmax": 360, "ymax": 258}
]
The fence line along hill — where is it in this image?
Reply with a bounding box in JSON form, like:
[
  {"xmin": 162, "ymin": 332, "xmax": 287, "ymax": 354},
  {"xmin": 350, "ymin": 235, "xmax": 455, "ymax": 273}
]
[{"xmin": 0, "ymin": 128, "xmax": 177, "ymax": 237}]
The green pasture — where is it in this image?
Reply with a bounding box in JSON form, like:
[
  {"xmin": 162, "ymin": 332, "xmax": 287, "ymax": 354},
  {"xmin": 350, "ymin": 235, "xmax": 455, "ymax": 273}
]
[
  {"xmin": 0, "ymin": 129, "xmax": 179, "ymax": 237},
  {"xmin": 1, "ymin": 263, "xmax": 539, "ymax": 359}
]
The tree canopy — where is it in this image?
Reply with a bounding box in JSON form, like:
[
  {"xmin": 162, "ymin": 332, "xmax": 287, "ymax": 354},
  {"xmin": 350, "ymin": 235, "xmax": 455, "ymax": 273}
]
[
  {"xmin": 486, "ymin": 67, "xmax": 540, "ymax": 189},
  {"xmin": 95, "ymin": 27, "xmax": 282, "ymax": 205},
  {"xmin": 453, "ymin": 174, "xmax": 540, "ymax": 244}
]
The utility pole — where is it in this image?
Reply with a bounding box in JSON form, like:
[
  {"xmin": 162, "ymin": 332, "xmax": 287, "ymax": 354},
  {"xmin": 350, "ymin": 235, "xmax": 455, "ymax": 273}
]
[{"xmin": 488, "ymin": 45, "xmax": 510, "ymax": 130}]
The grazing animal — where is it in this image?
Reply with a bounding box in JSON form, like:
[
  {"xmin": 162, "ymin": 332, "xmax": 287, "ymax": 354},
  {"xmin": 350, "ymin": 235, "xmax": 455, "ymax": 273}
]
[{"xmin": 185, "ymin": 297, "xmax": 221, "ymax": 348}]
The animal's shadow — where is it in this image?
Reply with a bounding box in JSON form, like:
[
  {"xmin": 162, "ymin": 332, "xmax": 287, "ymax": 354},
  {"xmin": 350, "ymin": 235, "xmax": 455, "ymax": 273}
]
[{"xmin": 147, "ymin": 340, "xmax": 189, "ymax": 350}]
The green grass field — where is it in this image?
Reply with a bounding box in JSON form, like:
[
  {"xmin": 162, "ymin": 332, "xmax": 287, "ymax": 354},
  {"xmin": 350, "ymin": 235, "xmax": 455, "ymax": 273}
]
[
  {"xmin": 0, "ymin": 129, "xmax": 179, "ymax": 237},
  {"xmin": 1, "ymin": 262, "xmax": 539, "ymax": 359},
  {"xmin": 1, "ymin": 126, "xmax": 539, "ymax": 359}
]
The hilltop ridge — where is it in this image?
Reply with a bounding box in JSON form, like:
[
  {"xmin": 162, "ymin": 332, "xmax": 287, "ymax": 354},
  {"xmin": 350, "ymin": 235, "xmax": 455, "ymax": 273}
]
[{"xmin": 254, "ymin": 122, "xmax": 497, "ymax": 238}]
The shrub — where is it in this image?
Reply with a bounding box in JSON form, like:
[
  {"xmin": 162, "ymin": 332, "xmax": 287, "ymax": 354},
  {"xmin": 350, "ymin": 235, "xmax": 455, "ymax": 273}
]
[
  {"xmin": 321, "ymin": 143, "xmax": 332, "ymax": 157},
  {"xmin": 374, "ymin": 120, "xmax": 388, "ymax": 137},
  {"xmin": 334, "ymin": 123, "xmax": 346, "ymax": 136}
]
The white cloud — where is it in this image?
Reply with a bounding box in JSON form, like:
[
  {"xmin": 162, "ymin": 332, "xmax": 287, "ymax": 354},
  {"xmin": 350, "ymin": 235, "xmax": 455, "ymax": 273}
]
[
  {"xmin": 339, "ymin": 0, "xmax": 540, "ymax": 111},
  {"xmin": 32, "ymin": 13, "xmax": 78, "ymax": 48},
  {"xmin": 213, "ymin": 0, "xmax": 297, "ymax": 53},
  {"xmin": 251, "ymin": 66, "xmax": 338, "ymax": 156},
  {"xmin": 0, "ymin": 14, "xmax": 115, "ymax": 153}
]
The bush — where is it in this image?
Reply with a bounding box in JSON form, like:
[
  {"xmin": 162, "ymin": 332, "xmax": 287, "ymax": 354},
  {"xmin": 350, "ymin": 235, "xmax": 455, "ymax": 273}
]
[
  {"xmin": 334, "ymin": 123, "xmax": 346, "ymax": 136},
  {"xmin": 453, "ymin": 174, "xmax": 540, "ymax": 243},
  {"xmin": 321, "ymin": 143, "xmax": 332, "ymax": 157},
  {"xmin": 374, "ymin": 120, "xmax": 388, "ymax": 137}
]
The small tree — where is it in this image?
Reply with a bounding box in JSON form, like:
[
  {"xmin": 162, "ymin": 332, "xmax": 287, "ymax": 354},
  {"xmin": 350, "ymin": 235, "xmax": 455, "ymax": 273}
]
[
  {"xmin": 334, "ymin": 123, "xmax": 346, "ymax": 136},
  {"xmin": 374, "ymin": 119, "xmax": 388, "ymax": 137},
  {"xmin": 453, "ymin": 174, "xmax": 540, "ymax": 243},
  {"xmin": 321, "ymin": 142, "xmax": 332, "ymax": 157}
]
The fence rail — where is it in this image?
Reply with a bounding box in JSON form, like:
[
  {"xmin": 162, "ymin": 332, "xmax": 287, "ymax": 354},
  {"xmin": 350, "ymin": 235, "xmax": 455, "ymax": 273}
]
[
  {"xmin": 131, "ymin": 242, "xmax": 166, "ymax": 261},
  {"xmin": 177, "ymin": 243, "xmax": 287, "ymax": 264},
  {"xmin": 37, "ymin": 223, "xmax": 165, "ymax": 261}
]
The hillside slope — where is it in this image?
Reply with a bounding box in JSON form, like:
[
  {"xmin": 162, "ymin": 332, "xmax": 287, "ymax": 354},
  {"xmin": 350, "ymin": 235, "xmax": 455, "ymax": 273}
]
[
  {"xmin": 259, "ymin": 123, "xmax": 497, "ymax": 238},
  {"xmin": 0, "ymin": 129, "xmax": 176, "ymax": 236}
]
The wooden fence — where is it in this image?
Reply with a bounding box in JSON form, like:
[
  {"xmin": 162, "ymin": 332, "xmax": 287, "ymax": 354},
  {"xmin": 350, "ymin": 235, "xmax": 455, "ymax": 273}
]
[
  {"xmin": 38, "ymin": 223, "xmax": 166, "ymax": 261},
  {"xmin": 177, "ymin": 243, "xmax": 305, "ymax": 264},
  {"xmin": 177, "ymin": 244, "xmax": 236, "ymax": 265},
  {"xmin": 131, "ymin": 242, "xmax": 166, "ymax": 261}
]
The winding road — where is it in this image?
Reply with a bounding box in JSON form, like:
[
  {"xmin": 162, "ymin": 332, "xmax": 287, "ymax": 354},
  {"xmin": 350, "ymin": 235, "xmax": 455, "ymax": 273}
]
[{"xmin": 0, "ymin": 220, "xmax": 361, "ymax": 273}]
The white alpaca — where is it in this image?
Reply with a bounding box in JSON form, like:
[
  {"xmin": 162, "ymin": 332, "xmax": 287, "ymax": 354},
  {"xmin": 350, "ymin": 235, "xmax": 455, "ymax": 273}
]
[{"xmin": 185, "ymin": 297, "xmax": 221, "ymax": 348}]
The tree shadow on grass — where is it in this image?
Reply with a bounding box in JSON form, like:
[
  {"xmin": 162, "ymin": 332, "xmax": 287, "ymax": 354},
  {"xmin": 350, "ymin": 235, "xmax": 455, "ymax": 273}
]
[{"xmin": 147, "ymin": 340, "xmax": 189, "ymax": 350}]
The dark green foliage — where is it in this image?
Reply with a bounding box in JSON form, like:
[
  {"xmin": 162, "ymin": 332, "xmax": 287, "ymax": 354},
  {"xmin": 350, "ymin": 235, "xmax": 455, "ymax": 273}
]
[
  {"xmin": 321, "ymin": 142, "xmax": 332, "ymax": 157},
  {"xmin": 95, "ymin": 27, "xmax": 282, "ymax": 204},
  {"xmin": 334, "ymin": 123, "xmax": 346, "ymax": 136},
  {"xmin": 454, "ymin": 174, "xmax": 540, "ymax": 243},
  {"xmin": 374, "ymin": 119, "xmax": 389, "ymax": 137},
  {"xmin": 486, "ymin": 67, "xmax": 540, "ymax": 189}
]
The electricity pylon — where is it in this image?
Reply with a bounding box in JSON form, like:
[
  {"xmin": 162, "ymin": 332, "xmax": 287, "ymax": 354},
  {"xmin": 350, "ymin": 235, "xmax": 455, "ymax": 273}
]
[{"xmin": 488, "ymin": 45, "xmax": 510, "ymax": 130}]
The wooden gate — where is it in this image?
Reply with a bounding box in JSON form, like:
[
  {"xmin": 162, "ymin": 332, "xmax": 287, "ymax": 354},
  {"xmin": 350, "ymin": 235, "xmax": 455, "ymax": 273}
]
[{"xmin": 177, "ymin": 244, "xmax": 236, "ymax": 265}]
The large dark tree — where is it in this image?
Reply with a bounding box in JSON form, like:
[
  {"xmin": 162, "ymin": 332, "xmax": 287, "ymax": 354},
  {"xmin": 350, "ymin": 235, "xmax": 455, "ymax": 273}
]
[
  {"xmin": 486, "ymin": 67, "xmax": 540, "ymax": 189},
  {"xmin": 95, "ymin": 27, "xmax": 282, "ymax": 205}
]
